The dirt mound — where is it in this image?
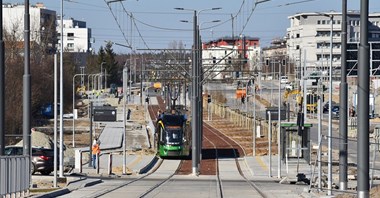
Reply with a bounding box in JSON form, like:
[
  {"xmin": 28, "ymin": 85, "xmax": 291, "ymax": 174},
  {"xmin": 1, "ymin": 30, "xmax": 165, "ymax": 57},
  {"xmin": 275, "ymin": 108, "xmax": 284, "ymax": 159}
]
[{"xmin": 15, "ymin": 130, "xmax": 54, "ymax": 149}]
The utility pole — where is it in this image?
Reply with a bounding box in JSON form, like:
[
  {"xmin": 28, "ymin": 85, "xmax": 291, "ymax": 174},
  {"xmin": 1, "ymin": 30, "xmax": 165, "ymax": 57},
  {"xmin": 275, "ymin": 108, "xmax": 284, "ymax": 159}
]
[
  {"xmin": 23, "ymin": 0, "xmax": 31, "ymax": 163},
  {"xmin": 231, "ymin": 14, "xmax": 234, "ymax": 40},
  {"xmin": 357, "ymin": 0, "xmax": 370, "ymax": 197},
  {"xmin": 0, "ymin": 0, "xmax": 5, "ymax": 155},
  {"xmin": 339, "ymin": 0, "xmax": 348, "ymax": 191},
  {"xmin": 277, "ymin": 59, "xmax": 282, "ymax": 179},
  {"xmin": 59, "ymin": 0, "xmax": 65, "ymax": 178},
  {"xmin": 191, "ymin": 10, "xmax": 199, "ymax": 175}
]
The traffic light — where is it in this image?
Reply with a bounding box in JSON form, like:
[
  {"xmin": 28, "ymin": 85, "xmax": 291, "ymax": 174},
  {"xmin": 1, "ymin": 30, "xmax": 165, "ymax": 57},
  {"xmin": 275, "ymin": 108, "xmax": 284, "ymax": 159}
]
[
  {"xmin": 282, "ymin": 59, "xmax": 286, "ymax": 66},
  {"xmin": 265, "ymin": 59, "xmax": 269, "ymax": 66},
  {"xmin": 207, "ymin": 95, "xmax": 211, "ymax": 103}
]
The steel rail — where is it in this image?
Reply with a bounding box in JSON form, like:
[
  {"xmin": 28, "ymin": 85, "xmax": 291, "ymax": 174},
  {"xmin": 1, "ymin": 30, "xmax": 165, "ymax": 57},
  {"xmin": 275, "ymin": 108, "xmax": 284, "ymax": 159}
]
[{"xmin": 203, "ymin": 123, "xmax": 267, "ymax": 198}]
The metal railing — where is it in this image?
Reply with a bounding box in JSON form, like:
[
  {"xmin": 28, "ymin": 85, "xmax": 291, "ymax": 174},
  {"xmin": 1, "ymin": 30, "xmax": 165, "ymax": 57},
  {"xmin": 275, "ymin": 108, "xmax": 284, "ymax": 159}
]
[{"xmin": 0, "ymin": 156, "xmax": 30, "ymax": 197}]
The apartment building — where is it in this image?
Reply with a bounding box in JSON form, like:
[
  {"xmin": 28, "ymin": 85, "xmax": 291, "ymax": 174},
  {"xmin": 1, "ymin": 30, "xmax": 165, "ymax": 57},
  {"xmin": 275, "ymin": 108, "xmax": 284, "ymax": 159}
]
[
  {"xmin": 286, "ymin": 11, "xmax": 380, "ymax": 79},
  {"xmin": 56, "ymin": 18, "xmax": 92, "ymax": 53},
  {"xmin": 202, "ymin": 36, "xmax": 261, "ymax": 80},
  {"xmin": 2, "ymin": 3, "xmax": 56, "ymax": 51}
]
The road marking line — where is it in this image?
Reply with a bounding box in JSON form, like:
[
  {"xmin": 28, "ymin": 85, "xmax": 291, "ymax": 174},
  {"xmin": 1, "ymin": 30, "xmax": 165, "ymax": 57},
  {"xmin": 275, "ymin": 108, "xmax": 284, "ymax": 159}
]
[{"xmin": 255, "ymin": 156, "xmax": 268, "ymax": 171}]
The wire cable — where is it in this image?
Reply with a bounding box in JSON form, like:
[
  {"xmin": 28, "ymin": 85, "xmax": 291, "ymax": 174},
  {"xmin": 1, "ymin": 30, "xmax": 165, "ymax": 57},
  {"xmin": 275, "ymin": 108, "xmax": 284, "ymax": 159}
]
[{"xmin": 103, "ymin": 0, "xmax": 132, "ymax": 47}]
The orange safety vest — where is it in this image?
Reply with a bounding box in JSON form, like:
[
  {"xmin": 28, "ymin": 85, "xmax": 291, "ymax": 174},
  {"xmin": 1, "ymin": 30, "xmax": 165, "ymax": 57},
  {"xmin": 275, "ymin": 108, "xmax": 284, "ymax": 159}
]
[{"xmin": 92, "ymin": 144, "xmax": 100, "ymax": 155}]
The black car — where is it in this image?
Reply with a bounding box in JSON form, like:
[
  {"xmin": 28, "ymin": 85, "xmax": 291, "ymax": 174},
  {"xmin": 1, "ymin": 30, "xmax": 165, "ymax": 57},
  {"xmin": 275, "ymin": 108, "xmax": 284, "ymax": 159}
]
[
  {"xmin": 331, "ymin": 106, "xmax": 340, "ymax": 119},
  {"xmin": 323, "ymin": 102, "xmax": 337, "ymax": 113},
  {"xmin": 4, "ymin": 146, "xmax": 56, "ymax": 175}
]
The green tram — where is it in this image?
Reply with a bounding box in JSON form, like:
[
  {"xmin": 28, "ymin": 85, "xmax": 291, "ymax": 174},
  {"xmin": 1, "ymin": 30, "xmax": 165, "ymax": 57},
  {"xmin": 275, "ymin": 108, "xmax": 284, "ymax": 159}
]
[{"xmin": 156, "ymin": 110, "xmax": 191, "ymax": 158}]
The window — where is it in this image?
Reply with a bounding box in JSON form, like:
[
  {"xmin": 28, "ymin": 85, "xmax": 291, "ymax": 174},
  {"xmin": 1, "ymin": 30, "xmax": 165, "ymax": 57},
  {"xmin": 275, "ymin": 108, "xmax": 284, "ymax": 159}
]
[
  {"xmin": 322, "ymin": 20, "xmax": 326, "ymax": 25},
  {"xmin": 67, "ymin": 33, "xmax": 74, "ymax": 37},
  {"xmin": 317, "ymin": 20, "xmax": 321, "ymax": 25},
  {"xmin": 67, "ymin": 43, "xmax": 74, "ymax": 48}
]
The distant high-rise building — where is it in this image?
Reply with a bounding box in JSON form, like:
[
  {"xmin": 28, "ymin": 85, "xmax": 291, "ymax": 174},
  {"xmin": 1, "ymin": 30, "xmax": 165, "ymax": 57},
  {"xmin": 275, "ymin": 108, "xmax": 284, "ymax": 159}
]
[{"xmin": 286, "ymin": 11, "xmax": 380, "ymax": 79}]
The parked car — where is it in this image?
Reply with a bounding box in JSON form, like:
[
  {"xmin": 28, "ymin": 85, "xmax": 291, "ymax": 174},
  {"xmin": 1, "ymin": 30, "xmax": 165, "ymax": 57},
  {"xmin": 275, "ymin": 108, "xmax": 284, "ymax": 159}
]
[
  {"xmin": 280, "ymin": 76, "xmax": 289, "ymax": 84},
  {"xmin": 323, "ymin": 102, "xmax": 337, "ymax": 113},
  {"xmin": 331, "ymin": 105, "xmax": 340, "ymax": 119},
  {"xmin": 4, "ymin": 146, "xmax": 56, "ymax": 175}
]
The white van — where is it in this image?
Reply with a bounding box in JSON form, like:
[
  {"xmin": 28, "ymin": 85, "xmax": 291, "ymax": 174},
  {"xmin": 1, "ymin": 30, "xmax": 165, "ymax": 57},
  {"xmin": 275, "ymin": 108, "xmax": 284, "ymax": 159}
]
[{"xmin": 280, "ymin": 76, "xmax": 289, "ymax": 84}]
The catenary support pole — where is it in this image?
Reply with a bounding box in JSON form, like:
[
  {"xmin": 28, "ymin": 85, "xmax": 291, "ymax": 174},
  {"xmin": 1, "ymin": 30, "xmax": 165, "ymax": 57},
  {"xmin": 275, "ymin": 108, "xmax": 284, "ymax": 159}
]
[
  {"xmin": 277, "ymin": 59, "xmax": 282, "ymax": 179},
  {"xmin": 357, "ymin": 0, "xmax": 370, "ymax": 197},
  {"xmin": 123, "ymin": 68, "xmax": 127, "ymax": 174},
  {"xmin": 0, "ymin": 0, "xmax": 4, "ymax": 156},
  {"xmin": 191, "ymin": 10, "xmax": 199, "ymax": 175},
  {"xmin": 59, "ymin": 0, "xmax": 64, "ymax": 178},
  {"xmin": 53, "ymin": 53, "xmax": 58, "ymax": 187},
  {"xmin": 339, "ymin": 0, "xmax": 348, "ymax": 191},
  {"xmin": 23, "ymin": 1, "xmax": 32, "ymax": 189},
  {"xmin": 253, "ymin": 82, "xmax": 256, "ymax": 156},
  {"xmin": 268, "ymin": 111, "xmax": 272, "ymax": 177},
  {"xmin": 317, "ymin": 93, "xmax": 322, "ymax": 191}
]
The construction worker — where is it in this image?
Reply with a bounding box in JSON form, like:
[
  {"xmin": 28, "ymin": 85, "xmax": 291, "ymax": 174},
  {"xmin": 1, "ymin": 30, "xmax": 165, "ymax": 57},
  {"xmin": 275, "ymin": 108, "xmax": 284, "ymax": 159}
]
[{"xmin": 92, "ymin": 138, "xmax": 101, "ymax": 169}]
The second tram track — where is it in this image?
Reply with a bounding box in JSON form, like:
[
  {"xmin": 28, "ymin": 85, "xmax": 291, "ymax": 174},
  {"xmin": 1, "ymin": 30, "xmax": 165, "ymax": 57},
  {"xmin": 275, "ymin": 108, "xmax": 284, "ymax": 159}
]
[{"xmin": 203, "ymin": 123, "xmax": 268, "ymax": 198}]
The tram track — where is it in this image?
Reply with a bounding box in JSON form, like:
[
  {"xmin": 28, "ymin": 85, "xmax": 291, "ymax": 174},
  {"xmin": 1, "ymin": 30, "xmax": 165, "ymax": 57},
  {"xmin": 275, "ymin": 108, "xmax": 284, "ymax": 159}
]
[
  {"xmin": 137, "ymin": 160, "xmax": 184, "ymax": 197},
  {"xmin": 84, "ymin": 159, "xmax": 184, "ymax": 198},
  {"xmin": 203, "ymin": 123, "xmax": 268, "ymax": 198}
]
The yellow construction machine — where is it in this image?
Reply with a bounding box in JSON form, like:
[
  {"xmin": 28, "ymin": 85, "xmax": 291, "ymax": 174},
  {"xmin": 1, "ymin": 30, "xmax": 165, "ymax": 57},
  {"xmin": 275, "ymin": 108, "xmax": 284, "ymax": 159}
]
[{"xmin": 284, "ymin": 87, "xmax": 318, "ymax": 113}]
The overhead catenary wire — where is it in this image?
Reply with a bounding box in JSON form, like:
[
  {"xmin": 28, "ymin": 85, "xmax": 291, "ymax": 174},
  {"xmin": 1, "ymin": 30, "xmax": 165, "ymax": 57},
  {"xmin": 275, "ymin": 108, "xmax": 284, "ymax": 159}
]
[{"xmin": 104, "ymin": 0, "xmax": 132, "ymax": 47}]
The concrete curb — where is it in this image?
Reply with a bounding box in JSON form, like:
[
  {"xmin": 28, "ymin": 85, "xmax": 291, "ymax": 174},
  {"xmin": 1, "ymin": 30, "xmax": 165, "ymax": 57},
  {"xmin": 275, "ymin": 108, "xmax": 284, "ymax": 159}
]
[
  {"xmin": 33, "ymin": 188, "xmax": 71, "ymax": 198},
  {"xmin": 67, "ymin": 178, "xmax": 103, "ymax": 190},
  {"xmin": 33, "ymin": 178, "xmax": 103, "ymax": 198},
  {"xmin": 138, "ymin": 156, "xmax": 159, "ymax": 174}
]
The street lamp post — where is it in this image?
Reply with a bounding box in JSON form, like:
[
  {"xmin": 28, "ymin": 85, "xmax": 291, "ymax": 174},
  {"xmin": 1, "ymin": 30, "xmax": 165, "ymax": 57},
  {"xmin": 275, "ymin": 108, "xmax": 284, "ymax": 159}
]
[
  {"xmin": 327, "ymin": 14, "xmax": 333, "ymax": 196},
  {"xmin": 100, "ymin": 62, "xmax": 106, "ymax": 90},
  {"xmin": 122, "ymin": 67, "xmax": 128, "ymax": 175},
  {"xmin": 72, "ymin": 74, "xmax": 86, "ymax": 147}
]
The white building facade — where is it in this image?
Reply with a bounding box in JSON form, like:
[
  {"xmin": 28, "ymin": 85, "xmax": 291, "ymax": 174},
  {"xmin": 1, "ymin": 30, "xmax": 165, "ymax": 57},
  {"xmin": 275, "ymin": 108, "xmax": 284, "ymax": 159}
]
[
  {"xmin": 286, "ymin": 11, "xmax": 380, "ymax": 79},
  {"xmin": 202, "ymin": 36, "xmax": 261, "ymax": 80},
  {"xmin": 2, "ymin": 3, "xmax": 56, "ymax": 47},
  {"xmin": 56, "ymin": 18, "xmax": 92, "ymax": 53}
]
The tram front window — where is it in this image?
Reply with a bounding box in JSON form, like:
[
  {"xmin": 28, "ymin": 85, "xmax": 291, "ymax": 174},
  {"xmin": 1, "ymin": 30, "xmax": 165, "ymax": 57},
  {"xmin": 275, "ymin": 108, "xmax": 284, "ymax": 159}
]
[{"xmin": 165, "ymin": 129, "xmax": 182, "ymax": 145}]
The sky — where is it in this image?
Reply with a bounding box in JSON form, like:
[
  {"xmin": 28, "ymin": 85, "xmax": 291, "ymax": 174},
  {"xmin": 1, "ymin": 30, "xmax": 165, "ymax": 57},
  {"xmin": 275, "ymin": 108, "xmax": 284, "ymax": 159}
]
[{"xmin": 4, "ymin": 0, "xmax": 380, "ymax": 54}]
